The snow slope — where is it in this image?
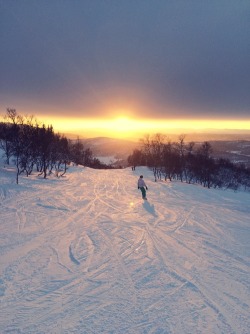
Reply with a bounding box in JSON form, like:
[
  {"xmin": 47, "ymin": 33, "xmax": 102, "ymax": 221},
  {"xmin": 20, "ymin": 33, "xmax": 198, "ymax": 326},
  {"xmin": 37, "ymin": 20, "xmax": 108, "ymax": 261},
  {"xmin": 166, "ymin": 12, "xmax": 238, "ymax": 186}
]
[{"xmin": 0, "ymin": 164, "xmax": 249, "ymax": 333}]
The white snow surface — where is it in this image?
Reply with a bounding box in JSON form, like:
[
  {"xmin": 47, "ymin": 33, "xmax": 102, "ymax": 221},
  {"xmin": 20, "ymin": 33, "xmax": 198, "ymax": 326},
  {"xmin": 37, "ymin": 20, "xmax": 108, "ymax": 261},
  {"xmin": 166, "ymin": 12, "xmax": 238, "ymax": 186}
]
[{"xmin": 0, "ymin": 164, "xmax": 249, "ymax": 334}]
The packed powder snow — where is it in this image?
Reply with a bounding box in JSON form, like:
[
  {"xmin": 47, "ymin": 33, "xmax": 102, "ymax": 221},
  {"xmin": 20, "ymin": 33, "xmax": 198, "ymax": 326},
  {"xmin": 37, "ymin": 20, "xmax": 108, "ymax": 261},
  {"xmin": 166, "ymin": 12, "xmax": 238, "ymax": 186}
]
[{"xmin": 0, "ymin": 164, "xmax": 249, "ymax": 333}]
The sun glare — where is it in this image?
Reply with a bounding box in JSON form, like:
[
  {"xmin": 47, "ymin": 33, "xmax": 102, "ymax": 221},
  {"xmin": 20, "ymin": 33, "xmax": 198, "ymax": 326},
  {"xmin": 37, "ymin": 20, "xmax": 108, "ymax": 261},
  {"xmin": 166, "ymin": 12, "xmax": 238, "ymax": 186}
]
[{"xmin": 37, "ymin": 114, "xmax": 250, "ymax": 139}]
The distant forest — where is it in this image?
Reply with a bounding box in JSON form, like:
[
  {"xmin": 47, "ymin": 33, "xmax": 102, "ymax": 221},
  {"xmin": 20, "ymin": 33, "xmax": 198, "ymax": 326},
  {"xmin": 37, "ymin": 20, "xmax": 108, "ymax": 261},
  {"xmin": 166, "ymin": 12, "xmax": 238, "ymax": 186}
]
[
  {"xmin": 0, "ymin": 109, "xmax": 110, "ymax": 184},
  {"xmin": 128, "ymin": 133, "xmax": 250, "ymax": 191},
  {"xmin": 0, "ymin": 109, "xmax": 249, "ymax": 190}
]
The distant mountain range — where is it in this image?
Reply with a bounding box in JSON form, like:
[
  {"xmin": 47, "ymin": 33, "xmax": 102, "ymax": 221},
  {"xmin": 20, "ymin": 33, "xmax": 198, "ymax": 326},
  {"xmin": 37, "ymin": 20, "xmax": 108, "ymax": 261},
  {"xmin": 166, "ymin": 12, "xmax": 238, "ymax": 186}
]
[
  {"xmin": 66, "ymin": 134, "xmax": 250, "ymax": 167},
  {"xmin": 80, "ymin": 137, "xmax": 140, "ymax": 165},
  {"xmin": 82, "ymin": 136, "xmax": 139, "ymax": 157}
]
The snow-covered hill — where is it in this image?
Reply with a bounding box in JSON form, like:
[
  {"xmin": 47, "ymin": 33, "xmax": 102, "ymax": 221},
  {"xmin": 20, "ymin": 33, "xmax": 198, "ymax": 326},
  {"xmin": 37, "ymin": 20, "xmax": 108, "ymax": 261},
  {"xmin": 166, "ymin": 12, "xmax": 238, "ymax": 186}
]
[{"xmin": 0, "ymin": 164, "xmax": 249, "ymax": 333}]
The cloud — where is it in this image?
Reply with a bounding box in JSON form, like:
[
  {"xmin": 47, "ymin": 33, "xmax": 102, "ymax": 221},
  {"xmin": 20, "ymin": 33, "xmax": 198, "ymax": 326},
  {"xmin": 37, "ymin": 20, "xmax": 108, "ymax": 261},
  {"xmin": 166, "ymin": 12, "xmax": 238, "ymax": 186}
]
[{"xmin": 0, "ymin": 0, "xmax": 249, "ymax": 119}]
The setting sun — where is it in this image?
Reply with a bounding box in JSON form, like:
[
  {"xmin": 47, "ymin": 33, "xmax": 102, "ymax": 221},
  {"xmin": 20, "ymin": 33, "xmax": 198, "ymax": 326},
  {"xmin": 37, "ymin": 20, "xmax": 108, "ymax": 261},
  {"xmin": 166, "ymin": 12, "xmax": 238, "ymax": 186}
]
[{"xmin": 36, "ymin": 114, "xmax": 250, "ymax": 140}]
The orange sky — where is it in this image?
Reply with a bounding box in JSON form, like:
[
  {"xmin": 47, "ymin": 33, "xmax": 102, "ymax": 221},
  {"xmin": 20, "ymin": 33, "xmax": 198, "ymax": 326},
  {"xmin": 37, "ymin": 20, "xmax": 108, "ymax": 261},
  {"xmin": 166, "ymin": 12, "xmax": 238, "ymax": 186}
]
[
  {"xmin": 36, "ymin": 114, "xmax": 250, "ymax": 139},
  {"xmin": 1, "ymin": 1, "xmax": 249, "ymax": 139}
]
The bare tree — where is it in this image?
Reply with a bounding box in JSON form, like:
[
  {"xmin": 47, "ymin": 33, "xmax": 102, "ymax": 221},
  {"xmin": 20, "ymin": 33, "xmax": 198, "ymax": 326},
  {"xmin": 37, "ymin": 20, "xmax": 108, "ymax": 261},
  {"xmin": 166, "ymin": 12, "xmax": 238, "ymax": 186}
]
[{"xmin": 128, "ymin": 149, "xmax": 144, "ymax": 170}]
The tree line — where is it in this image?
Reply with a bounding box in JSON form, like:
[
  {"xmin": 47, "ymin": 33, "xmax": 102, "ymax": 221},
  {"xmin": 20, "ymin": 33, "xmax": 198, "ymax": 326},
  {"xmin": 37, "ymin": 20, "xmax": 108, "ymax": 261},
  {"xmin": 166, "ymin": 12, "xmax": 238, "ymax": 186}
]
[
  {"xmin": 0, "ymin": 109, "xmax": 109, "ymax": 184},
  {"xmin": 128, "ymin": 133, "xmax": 250, "ymax": 191}
]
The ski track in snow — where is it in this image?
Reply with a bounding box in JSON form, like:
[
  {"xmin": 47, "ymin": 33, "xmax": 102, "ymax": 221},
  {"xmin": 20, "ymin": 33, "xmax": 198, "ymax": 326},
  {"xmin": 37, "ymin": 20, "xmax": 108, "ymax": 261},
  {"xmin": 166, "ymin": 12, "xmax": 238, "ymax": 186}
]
[{"xmin": 0, "ymin": 165, "xmax": 249, "ymax": 333}]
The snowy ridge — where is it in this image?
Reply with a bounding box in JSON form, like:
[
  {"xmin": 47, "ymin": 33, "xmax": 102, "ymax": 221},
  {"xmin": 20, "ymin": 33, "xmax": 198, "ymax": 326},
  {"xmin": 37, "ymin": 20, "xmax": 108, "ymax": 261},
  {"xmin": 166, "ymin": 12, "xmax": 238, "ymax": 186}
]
[{"xmin": 0, "ymin": 165, "xmax": 249, "ymax": 333}]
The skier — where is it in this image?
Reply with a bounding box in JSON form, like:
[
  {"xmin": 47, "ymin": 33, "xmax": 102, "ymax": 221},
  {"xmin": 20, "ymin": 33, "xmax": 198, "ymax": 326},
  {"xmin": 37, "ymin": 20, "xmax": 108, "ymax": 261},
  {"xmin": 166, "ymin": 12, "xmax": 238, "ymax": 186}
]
[{"xmin": 138, "ymin": 175, "xmax": 148, "ymax": 200}]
